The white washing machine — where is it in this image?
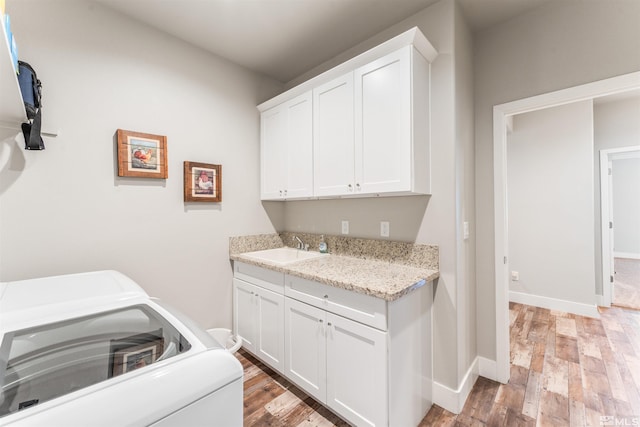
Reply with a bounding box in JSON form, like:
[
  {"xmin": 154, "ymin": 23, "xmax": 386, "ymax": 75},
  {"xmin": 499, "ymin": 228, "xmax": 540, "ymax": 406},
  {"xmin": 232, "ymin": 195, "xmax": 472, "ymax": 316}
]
[{"xmin": 0, "ymin": 270, "xmax": 243, "ymax": 426}]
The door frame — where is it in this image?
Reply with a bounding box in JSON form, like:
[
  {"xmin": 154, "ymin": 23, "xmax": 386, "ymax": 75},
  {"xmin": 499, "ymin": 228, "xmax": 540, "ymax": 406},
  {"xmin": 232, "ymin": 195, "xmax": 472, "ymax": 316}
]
[
  {"xmin": 492, "ymin": 71, "xmax": 640, "ymax": 383},
  {"xmin": 599, "ymin": 146, "xmax": 640, "ymax": 307}
]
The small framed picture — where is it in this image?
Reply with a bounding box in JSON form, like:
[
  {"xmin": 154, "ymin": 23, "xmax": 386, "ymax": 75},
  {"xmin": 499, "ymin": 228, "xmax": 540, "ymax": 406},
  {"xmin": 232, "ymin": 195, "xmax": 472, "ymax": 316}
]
[
  {"xmin": 184, "ymin": 161, "xmax": 222, "ymax": 202},
  {"xmin": 109, "ymin": 330, "xmax": 165, "ymax": 378},
  {"xmin": 117, "ymin": 129, "xmax": 168, "ymax": 179}
]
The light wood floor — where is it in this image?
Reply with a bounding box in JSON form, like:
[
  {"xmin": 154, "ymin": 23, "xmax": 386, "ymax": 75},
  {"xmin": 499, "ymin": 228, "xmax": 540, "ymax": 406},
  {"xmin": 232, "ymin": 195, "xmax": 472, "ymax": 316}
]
[
  {"xmin": 613, "ymin": 257, "xmax": 640, "ymax": 310},
  {"xmin": 238, "ymin": 302, "xmax": 640, "ymax": 426}
]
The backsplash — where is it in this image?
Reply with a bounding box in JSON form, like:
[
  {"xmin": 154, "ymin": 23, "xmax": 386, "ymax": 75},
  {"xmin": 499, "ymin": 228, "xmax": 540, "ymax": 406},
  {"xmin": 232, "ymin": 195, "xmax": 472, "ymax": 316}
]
[
  {"xmin": 228, "ymin": 233, "xmax": 284, "ymax": 255},
  {"xmin": 230, "ymin": 232, "xmax": 438, "ymax": 271}
]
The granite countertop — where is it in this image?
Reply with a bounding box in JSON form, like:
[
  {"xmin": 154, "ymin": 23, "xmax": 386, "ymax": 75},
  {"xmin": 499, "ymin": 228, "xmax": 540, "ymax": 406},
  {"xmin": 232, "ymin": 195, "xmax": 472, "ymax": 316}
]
[{"xmin": 229, "ymin": 233, "xmax": 439, "ymax": 301}]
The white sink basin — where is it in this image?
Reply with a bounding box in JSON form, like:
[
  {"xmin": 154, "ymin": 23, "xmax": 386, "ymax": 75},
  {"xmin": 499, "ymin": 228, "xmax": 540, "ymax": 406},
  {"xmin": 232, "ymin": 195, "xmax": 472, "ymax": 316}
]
[{"xmin": 241, "ymin": 247, "xmax": 328, "ymax": 265}]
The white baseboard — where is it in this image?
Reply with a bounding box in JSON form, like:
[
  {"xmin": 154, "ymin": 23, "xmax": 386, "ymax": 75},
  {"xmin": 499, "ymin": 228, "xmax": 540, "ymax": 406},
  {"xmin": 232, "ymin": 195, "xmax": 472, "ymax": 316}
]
[
  {"xmin": 477, "ymin": 356, "xmax": 498, "ymax": 382},
  {"xmin": 509, "ymin": 291, "xmax": 600, "ymax": 318},
  {"xmin": 596, "ymin": 294, "xmax": 609, "ymax": 308},
  {"xmin": 433, "ymin": 357, "xmax": 479, "ymax": 414},
  {"xmin": 614, "ymin": 252, "xmax": 640, "ymax": 260}
]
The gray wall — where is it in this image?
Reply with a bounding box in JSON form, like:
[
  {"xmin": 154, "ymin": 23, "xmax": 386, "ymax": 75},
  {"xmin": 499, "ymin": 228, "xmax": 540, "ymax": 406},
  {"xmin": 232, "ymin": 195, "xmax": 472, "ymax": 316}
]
[
  {"xmin": 474, "ymin": 0, "xmax": 640, "ymax": 361},
  {"xmin": 280, "ymin": 0, "xmax": 476, "ymax": 392},
  {"xmin": 507, "ymin": 101, "xmax": 596, "ymax": 305},
  {"xmin": 0, "ymin": 0, "xmax": 283, "ymax": 329}
]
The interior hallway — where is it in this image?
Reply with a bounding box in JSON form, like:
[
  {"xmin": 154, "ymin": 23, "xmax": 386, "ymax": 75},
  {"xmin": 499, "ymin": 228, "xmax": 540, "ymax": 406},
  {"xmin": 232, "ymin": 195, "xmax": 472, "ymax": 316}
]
[
  {"xmin": 613, "ymin": 258, "xmax": 640, "ymax": 310},
  {"xmin": 238, "ymin": 302, "xmax": 640, "ymax": 426}
]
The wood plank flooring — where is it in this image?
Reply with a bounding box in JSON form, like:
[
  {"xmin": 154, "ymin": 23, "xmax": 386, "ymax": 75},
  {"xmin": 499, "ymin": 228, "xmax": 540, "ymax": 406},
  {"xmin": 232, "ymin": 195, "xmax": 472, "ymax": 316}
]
[
  {"xmin": 237, "ymin": 351, "xmax": 350, "ymax": 426},
  {"xmin": 239, "ymin": 302, "xmax": 640, "ymax": 426}
]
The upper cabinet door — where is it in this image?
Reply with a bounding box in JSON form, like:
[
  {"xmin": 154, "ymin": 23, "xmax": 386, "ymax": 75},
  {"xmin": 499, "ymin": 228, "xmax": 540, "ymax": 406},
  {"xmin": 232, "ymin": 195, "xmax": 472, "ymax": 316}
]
[
  {"xmin": 285, "ymin": 92, "xmax": 313, "ymax": 199},
  {"xmin": 260, "ymin": 91, "xmax": 313, "ymax": 200},
  {"xmin": 355, "ymin": 46, "xmax": 412, "ymax": 195},
  {"xmin": 313, "ymin": 73, "xmax": 355, "ymax": 197},
  {"xmin": 260, "ymin": 106, "xmax": 288, "ymax": 200}
]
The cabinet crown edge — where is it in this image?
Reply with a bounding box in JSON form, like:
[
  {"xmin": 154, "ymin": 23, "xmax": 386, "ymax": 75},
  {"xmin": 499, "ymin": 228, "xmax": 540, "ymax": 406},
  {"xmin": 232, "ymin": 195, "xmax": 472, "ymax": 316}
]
[{"xmin": 257, "ymin": 26, "xmax": 437, "ymax": 113}]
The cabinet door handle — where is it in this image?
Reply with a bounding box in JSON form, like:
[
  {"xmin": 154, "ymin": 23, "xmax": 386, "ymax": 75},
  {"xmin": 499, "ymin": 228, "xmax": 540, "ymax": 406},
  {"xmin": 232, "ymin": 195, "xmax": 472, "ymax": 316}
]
[
  {"xmin": 319, "ymin": 319, "xmax": 323, "ymax": 323},
  {"xmin": 323, "ymin": 294, "xmax": 329, "ymax": 299},
  {"xmin": 356, "ymin": 183, "xmax": 361, "ymax": 191},
  {"xmin": 284, "ymin": 189, "xmax": 287, "ymax": 196},
  {"xmin": 348, "ymin": 184, "xmax": 353, "ymax": 191},
  {"xmin": 279, "ymin": 190, "xmax": 283, "ymax": 196},
  {"xmin": 327, "ymin": 322, "xmax": 332, "ymax": 326}
]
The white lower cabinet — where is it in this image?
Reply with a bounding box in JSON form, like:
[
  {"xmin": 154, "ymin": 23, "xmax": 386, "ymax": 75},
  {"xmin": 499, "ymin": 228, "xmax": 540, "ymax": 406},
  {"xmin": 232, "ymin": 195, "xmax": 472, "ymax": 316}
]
[
  {"xmin": 284, "ymin": 297, "xmax": 387, "ymax": 426},
  {"xmin": 233, "ymin": 262, "xmax": 432, "ymax": 427},
  {"xmin": 233, "ymin": 278, "xmax": 285, "ymax": 373},
  {"xmin": 326, "ymin": 312, "xmax": 387, "ymax": 427},
  {"xmin": 284, "ymin": 298, "xmax": 327, "ymax": 401}
]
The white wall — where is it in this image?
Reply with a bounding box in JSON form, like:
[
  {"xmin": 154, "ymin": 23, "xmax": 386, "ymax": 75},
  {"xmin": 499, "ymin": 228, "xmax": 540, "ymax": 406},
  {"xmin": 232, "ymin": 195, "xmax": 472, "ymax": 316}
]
[
  {"xmin": 474, "ymin": 0, "xmax": 640, "ymax": 361},
  {"xmin": 507, "ymin": 100, "xmax": 596, "ymax": 305},
  {"xmin": 612, "ymin": 157, "xmax": 640, "ymax": 257},
  {"xmin": 0, "ymin": 0, "xmax": 282, "ymax": 329}
]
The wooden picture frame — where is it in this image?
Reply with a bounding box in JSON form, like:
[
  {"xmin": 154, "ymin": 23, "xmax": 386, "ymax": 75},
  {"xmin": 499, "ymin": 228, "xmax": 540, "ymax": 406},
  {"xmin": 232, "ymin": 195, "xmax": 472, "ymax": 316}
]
[
  {"xmin": 117, "ymin": 129, "xmax": 168, "ymax": 179},
  {"xmin": 109, "ymin": 330, "xmax": 164, "ymax": 378},
  {"xmin": 184, "ymin": 161, "xmax": 222, "ymax": 202}
]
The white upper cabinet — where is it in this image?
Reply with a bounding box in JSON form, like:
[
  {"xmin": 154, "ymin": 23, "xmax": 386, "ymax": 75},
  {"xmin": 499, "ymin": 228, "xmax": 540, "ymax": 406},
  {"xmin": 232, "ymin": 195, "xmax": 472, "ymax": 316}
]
[
  {"xmin": 356, "ymin": 46, "xmax": 426, "ymax": 196},
  {"xmin": 260, "ymin": 91, "xmax": 313, "ymax": 200},
  {"xmin": 258, "ymin": 27, "xmax": 436, "ymax": 200},
  {"xmin": 313, "ymin": 73, "xmax": 355, "ymax": 197}
]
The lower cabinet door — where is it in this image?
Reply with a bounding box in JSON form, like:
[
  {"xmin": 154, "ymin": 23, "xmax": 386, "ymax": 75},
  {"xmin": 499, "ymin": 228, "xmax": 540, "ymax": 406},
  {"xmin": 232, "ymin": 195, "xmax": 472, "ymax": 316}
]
[
  {"xmin": 255, "ymin": 286, "xmax": 285, "ymax": 373},
  {"xmin": 233, "ymin": 278, "xmax": 257, "ymax": 353},
  {"xmin": 326, "ymin": 312, "xmax": 388, "ymax": 427},
  {"xmin": 284, "ymin": 297, "xmax": 327, "ymax": 403}
]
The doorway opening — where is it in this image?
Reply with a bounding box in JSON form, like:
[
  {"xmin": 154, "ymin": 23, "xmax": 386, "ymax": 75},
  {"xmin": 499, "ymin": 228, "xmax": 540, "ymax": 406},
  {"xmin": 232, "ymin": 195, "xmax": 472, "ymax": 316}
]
[
  {"xmin": 600, "ymin": 147, "xmax": 640, "ymax": 310},
  {"xmin": 493, "ymin": 71, "xmax": 640, "ymax": 384}
]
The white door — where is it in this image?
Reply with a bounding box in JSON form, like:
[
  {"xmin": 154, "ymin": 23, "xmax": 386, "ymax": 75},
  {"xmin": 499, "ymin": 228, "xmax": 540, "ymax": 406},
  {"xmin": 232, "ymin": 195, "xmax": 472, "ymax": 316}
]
[
  {"xmin": 313, "ymin": 73, "xmax": 355, "ymax": 197},
  {"xmin": 233, "ymin": 279, "xmax": 257, "ymax": 353},
  {"xmin": 260, "ymin": 106, "xmax": 288, "ymax": 200},
  {"xmin": 355, "ymin": 46, "xmax": 411, "ymax": 195},
  {"xmin": 284, "ymin": 92, "xmax": 313, "ymax": 199},
  {"xmin": 284, "ymin": 297, "xmax": 326, "ymax": 403},
  {"xmin": 326, "ymin": 313, "xmax": 387, "ymax": 427},
  {"xmin": 255, "ymin": 286, "xmax": 285, "ymax": 373}
]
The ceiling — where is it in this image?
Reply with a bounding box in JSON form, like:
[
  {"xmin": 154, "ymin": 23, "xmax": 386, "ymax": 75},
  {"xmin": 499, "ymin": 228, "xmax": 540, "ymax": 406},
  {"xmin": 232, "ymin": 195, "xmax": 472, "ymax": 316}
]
[{"xmin": 94, "ymin": 0, "xmax": 551, "ymax": 83}]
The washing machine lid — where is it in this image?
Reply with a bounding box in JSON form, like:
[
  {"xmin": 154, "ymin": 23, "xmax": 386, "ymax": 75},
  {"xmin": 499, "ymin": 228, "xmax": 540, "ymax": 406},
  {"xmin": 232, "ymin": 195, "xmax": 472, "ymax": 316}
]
[
  {"xmin": 0, "ymin": 271, "xmax": 225, "ymax": 420},
  {"xmin": 0, "ymin": 303, "xmax": 195, "ymax": 418},
  {"xmin": 0, "ymin": 270, "xmax": 148, "ymax": 333}
]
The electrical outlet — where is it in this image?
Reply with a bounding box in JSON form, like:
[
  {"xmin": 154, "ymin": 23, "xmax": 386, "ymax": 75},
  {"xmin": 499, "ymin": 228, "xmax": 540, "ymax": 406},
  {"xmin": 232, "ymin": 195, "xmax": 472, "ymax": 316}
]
[
  {"xmin": 380, "ymin": 221, "xmax": 390, "ymax": 237},
  {"xmin": 511, "ymin": 271, "xmax": 519, "ymax": 281},
  {"xmin": 341, "ymin": 220, "xmax": 349, "ymax": 235}
]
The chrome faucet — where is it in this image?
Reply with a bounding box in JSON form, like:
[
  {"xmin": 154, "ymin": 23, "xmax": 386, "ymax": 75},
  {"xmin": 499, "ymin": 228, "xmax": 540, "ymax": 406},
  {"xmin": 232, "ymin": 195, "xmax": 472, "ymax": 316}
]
[{"xmin": 293, "ymin": 235, "xmax": 309, "ymax": 251}]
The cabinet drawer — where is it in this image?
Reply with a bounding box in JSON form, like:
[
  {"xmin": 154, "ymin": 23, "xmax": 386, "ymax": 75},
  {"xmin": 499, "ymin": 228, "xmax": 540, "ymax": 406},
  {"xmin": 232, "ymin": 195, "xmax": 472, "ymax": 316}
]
[
  {"xmin": 234, "ymin": 262, "xmax": 284, "ymax": 294},
  {"xmin": 285, "ymin": 274, "xmax": 387, "ymax": 331}
]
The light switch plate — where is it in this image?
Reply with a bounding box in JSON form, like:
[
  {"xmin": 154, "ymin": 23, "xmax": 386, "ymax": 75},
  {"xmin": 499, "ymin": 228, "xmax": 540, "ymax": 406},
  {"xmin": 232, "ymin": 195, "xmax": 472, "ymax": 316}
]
[
  {"xmin": 380, "ymin": 221, "xmax": 390, "ymax": 237},
  {"xmin": 463, "ymin": 221, "xmax": 470, "ymax": 240},
  {"xmin": 341, "ymin": 220, "xmax": 349, "ymax": 235}
]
